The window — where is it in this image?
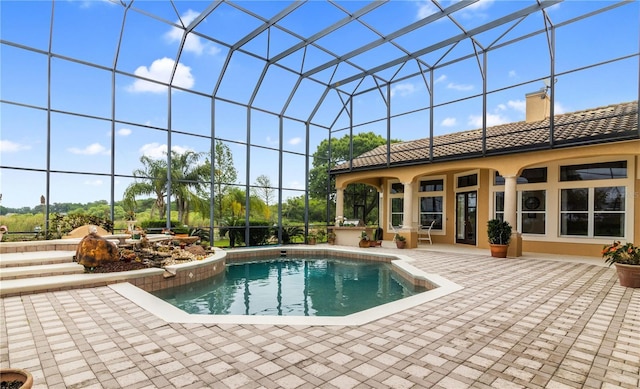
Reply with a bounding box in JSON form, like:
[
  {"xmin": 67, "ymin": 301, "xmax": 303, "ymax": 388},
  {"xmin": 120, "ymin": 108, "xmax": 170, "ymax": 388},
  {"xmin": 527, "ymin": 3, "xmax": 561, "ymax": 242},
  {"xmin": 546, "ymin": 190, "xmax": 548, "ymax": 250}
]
[
  {"xmin": 457, "ymin": 174, "xmax": 477, "ymax": 188},
  {"xmin": 560, "ymin": 161, "xmax": 627, "ymax": 181},
  {"xmin": 389, "ymin": 182, "xmax": 404, "ymax": 227},
  {"xmin": 522, "ymin": 190, "xmax": 546, "ymax": 234},
  {"xmin": 419, "ymin": 179, "xmax": 443, "ymax": 192},
  {"xmin": 560, "ymin": 186, "xmax": 625, "ymax": 237},
  {"xmin": 495, "ymin": 168, "xmax": 547, "ymax": 185},
  {"xmin": 420, "ymin": 197, "xmax": 443, "ymax": 229},
  {"xmin": 494, "ymin": 192, "xmax": 504, "ymax": 222},
  {"xmin": 391, "ymin": 198, "xmax": 404, "ymax": 227},
  {"xmin": 419, "ymin": 178, "xmax": 444, "ymax": 230},
  {"xmin": 494, "ymin": 190, "xmax": 546, "ymax": 234},
  {"xmin": 390, "ymin": 183, "xmax": 404, "ymax": 194}
]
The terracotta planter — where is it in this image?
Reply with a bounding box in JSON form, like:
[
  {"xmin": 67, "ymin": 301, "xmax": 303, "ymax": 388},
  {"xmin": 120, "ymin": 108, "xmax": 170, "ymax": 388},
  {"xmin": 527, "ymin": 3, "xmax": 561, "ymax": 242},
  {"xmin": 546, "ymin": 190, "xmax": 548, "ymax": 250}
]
[
  {"xmin": 0, "ymin": 368, "xmax": 33, "ymax": 389},
  {"xmin": 395, "ymin": 240, "xmax": 406, "ymax": 249},
  {"xmin": 490, "ymin": 244, "xmax": 509, "ymax": 258},
  {"xmin": 359, "ymin": 239, "xmax": 370, "ymax": 248},
  {"xmin": 613, "ymin": 263, "xmax": 640, "ymax": 288}
]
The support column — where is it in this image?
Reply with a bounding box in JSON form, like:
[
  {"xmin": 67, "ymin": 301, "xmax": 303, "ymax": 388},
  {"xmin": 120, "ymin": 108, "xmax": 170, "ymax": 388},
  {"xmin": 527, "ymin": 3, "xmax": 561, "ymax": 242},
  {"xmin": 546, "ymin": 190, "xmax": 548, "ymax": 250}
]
[
  {"xmin": 401, "ymin": 181, "xmax": 417, "ymax": 248},
  {"xmin": 503, "ymin": 175, "xmax": 522, "ymax": 257},
  {"xmin": 335, "ymin": 187, "xmax": 344, "ymax": 226},
  {"xmin": 378, "ymin": 188, "xmax": 384, "ymax": 228},
  {"xmin": 402, "ymin": 181, "xmax": 413, "ymax": 229}
]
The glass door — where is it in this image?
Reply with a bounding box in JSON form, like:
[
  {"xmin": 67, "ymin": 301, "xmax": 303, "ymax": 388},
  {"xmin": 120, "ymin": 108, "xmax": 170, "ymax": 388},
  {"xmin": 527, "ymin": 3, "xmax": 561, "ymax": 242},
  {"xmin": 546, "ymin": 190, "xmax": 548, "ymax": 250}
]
[{"xmin": 456, "ymin": 191, "xmax": 477, "ymax": 245}]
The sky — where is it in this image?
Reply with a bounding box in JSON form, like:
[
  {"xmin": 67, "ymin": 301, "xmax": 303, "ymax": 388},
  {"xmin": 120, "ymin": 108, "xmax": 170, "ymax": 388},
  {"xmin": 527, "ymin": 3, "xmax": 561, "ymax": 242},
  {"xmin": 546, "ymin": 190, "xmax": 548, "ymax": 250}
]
[{"xmin": 0, "ymin": 0, "xmax": 638, "ymax": 210}]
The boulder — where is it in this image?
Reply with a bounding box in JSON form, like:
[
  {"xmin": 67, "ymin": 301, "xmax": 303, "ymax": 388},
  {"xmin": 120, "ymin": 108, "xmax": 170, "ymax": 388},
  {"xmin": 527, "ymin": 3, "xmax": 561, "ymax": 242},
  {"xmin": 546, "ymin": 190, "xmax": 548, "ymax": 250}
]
[
  {"xmin": 76, "ymin": 232, "xmax": 119, "ymax": 268},
  {"xmin": 185, "ymin": 245, "xmax": 206, "ymax": 256}
]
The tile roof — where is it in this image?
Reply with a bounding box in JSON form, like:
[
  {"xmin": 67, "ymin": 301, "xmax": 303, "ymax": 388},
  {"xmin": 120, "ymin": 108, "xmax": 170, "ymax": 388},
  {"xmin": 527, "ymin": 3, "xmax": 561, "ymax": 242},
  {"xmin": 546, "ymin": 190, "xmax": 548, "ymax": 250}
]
[{"xmin": 332, "ymin": 101, "xmax": 638, "ymax": 172}]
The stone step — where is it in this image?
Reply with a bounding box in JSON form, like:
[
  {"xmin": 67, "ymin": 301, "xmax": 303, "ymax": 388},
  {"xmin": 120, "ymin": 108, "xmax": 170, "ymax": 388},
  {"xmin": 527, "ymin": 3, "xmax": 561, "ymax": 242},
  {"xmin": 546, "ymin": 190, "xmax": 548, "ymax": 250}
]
[
  {"xmin": 0, "ymin": 262, "xmax": 85, "ymax": 280},
  {"xmin": 0, "ymin": 251, "xmax": 76, "ymax": 268}
]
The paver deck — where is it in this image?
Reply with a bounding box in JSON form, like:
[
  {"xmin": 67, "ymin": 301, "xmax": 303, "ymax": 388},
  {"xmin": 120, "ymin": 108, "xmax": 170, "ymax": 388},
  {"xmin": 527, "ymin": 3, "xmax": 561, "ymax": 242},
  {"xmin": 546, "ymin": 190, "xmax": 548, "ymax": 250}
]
[{"xmin": 1, "ymin": 244, "xmax": 638, "ymax": 389}]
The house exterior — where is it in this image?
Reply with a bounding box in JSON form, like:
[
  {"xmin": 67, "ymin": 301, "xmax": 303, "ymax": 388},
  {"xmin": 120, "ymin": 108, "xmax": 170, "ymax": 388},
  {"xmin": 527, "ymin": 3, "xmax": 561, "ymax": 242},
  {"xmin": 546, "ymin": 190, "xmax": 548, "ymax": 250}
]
[{"xmin": 331, "ymin": 93, "xmax": 640, "ymax": 257}]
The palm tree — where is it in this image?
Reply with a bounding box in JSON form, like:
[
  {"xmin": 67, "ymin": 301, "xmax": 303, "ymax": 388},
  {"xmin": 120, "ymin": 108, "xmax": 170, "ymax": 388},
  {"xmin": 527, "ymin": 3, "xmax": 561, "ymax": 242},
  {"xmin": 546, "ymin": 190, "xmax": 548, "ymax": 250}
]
[
  {"xmin": 124, "ymin": 155, "xmax": 168, "ymax": 220},
  {"xmin": 169, "ymin": 150, "xmax": 209, "ymax": 225}
]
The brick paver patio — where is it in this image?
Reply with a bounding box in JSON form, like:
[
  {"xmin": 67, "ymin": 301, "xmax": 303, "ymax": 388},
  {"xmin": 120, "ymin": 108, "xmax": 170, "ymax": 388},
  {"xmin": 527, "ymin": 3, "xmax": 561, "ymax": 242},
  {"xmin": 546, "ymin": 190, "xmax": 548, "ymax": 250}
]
[{"xmin": 1, "ymin": 246, "xmax": 638, "ymax": 388}]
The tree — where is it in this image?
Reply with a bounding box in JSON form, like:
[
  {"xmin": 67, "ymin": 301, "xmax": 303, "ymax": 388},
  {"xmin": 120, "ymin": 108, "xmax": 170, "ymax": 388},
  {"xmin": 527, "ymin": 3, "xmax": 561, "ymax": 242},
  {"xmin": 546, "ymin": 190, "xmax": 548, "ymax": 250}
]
[
  {"xmin": 309, "ymin": 132, "xmax": 395, "ymax": 224},
  {"xmin": 253, "ymin": 174, "xmax": 274, "ymax": 221},
  {"xmin": 213, "ymin": 141, "xmax": 238, "ymax": 223},
  {"xmin": 124, "ymin": 155, "xmax": 168, "ymax": 220},
  {"xmin": 169, "ymin": 150, "xmax": 209, "ymax": 225},
  {"xmin": 282, "ymin": 195, "xmax": 327, "ymax": 224}
]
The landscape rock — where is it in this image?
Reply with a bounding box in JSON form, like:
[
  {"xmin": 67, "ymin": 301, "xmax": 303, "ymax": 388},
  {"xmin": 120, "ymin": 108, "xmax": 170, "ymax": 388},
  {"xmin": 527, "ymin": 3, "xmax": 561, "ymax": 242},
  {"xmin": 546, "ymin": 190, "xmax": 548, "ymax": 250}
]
[
  {"xmin": 185, "ymin": 245, "xmax": 206, "ymax": 256},
  {"xmin": 76, "ymin": 231, "xmax": 119, "ymax": 268}
]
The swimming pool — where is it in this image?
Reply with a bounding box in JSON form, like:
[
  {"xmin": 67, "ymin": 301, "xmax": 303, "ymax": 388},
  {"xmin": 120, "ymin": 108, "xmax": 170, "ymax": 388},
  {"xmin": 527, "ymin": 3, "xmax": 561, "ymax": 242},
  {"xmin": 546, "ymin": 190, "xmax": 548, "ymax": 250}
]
[
  {"xmin": 152, "ymin": 257, "xmax": 426, "ymax": 317},
  {"xmin": 110, "ymin": 247, "xmax": 463, "ymax": 326}
]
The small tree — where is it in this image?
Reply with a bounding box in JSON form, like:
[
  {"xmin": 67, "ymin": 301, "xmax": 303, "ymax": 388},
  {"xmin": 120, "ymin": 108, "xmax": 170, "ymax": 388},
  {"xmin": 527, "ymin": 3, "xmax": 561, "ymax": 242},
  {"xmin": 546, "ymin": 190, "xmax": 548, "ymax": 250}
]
[{"xmin": 487, "ymin": 219, "xmax": 512, "ymax": 245}]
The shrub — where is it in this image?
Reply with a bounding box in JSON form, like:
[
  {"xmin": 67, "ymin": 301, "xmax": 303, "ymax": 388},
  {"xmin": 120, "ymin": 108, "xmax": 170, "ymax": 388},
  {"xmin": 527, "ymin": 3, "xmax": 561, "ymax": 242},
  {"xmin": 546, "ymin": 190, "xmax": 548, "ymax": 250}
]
[
  {"xmin": 140, "ymin": 220, "xmax": 179, "ymax": 229},
  {"xmin": 50, "ymin": 213, "xmax": 113, "ymax": 238},
  {"xmin": 487, "ymin": 219, "xmax": 512, "ymax": 245},
  {"xmin": 220, "ymin": 220, "xmax": 271, "ymax": 247},
  {"xmin": 602, "ymin": 241, "xmax": 640, "ymax": 266}
]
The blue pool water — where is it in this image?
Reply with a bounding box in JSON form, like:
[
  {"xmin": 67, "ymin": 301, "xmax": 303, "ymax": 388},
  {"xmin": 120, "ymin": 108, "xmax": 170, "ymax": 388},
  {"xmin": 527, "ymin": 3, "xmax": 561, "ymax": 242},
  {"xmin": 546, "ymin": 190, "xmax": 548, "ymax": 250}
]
[{"xmin": 152, "ymin": 257, "xmax": 426, "ymax": 317}]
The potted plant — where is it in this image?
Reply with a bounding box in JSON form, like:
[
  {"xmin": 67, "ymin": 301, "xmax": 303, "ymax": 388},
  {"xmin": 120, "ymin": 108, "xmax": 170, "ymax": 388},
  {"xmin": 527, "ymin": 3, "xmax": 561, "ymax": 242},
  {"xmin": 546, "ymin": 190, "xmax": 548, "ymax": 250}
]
[
  {"xmin": 369, "ymin": 227, "xmax": 383, "ymax": 247},
  {"xmin": 394, "ymin": 233, "xmax": 406, "ymax": 249},
  {"xmin": 307, "ymin": 231, "xmax": 317, "ymax": 245},
  {"xmin": 327, "ymin": 231, "xmax": 336, "ymax": 245},
  {"xmin": 602, "ymin": 241, "xmax": 640, "ymax": 288},
  {"xmin": 0, "ymin": 368, "xmax": 33, "ymax": 389},
  {"xmin": 487, "ymin": 219, "xmax": 512, "ymax": 258},
  {"xmin": 359, "ymin": 230, "xmax": 370, "ymax": 248},
  {"xmin": 316, "ymin": 229, "xmax": 327, "ymax": 243}
]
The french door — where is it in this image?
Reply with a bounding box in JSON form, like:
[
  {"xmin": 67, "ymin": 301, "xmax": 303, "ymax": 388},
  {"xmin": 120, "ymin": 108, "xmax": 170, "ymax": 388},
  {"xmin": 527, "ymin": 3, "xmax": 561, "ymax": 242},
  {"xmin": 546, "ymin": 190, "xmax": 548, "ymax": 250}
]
[{"xmin": 456, "ymin": 191, "xmax": 477, "ymax": 245}]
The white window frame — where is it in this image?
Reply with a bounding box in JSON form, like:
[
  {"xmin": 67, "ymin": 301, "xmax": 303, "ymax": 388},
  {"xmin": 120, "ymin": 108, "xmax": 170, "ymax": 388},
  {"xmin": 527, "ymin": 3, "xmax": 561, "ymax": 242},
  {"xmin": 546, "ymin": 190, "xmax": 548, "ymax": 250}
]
[
  {"xmin": 418, "ymin": 175, "xmax": 446, "ymax": 233},
  {"xmin": 557, "ymin": 157, "xmax": 633, "ymax": 240},
  {"xmin": 388, "ymin": 180, "xmax": 404, "ymax": 228}
]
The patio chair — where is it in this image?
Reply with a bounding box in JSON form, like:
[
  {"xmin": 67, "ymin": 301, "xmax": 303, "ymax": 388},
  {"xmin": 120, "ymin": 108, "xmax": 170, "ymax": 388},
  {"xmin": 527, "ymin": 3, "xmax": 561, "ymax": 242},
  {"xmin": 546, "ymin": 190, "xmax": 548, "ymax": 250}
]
[{"xmin": 418, "ymin": 219, "xmax": 436, "ymax": 245}]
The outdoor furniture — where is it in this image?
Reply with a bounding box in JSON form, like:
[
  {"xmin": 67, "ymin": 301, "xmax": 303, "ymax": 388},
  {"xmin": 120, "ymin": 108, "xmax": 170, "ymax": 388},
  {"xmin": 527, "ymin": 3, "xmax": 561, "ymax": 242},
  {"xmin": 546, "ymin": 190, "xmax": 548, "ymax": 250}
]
[{"xmin": 418, "ymin": 220, "xmax": 436, "ymax": 245}]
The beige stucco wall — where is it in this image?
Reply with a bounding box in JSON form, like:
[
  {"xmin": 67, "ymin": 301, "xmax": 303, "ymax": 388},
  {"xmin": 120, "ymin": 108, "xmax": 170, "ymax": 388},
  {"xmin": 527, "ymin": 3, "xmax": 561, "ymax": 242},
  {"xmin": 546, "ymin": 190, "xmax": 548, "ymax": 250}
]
[{"xmin": 335, "ymin": 139, "xmax": 640, "ymax": 257}]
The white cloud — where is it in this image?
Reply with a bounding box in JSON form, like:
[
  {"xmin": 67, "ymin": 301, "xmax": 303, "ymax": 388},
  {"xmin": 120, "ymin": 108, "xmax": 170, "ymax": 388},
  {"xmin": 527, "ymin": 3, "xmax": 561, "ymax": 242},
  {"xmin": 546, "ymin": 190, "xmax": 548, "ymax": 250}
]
[
  {"xmin": 465, "ymin": 0, "xmax": 494, "ymax": 11},
  {"xmin": 416, "ymin": 1, "xmax": 438, "ymax": 19},
  {"xmin": 447, "ymin": 82, "xmax": 473, "ymax": 91},
  {"xmin": 127, "ymin": 57, "xmax": 194, "ymax": 93},
  {"xmin": 391, "ymin": 83, "xmax": 418, "ymax": 98},
  {"xmin": 554, "ymin": 101, "xmax": 567, "ymax": 114},
  {"xmin": 456, "ymin": 0, "xmax": 494, "ymax": 19},
  {"xmin": 0, "ymin": 140, "xmax": 31, "ymax": 152},
  {"xmin": 508, "ymin": 70, "xmax": 517, "ymax": 78},
  {"xmin": 67, "ymin": 143, "xmax": 109, "ymax": 155},
  {"xmin": 434, "ymin": 74, "xmax": 447, "ymax": 84},
  {"xmin": 265, "ymin": 136, "xmax": 279, "ymax": 146},
  {"xmin": 468, "ymin": 113, "xmax": 509, "ymax": 128},
  {"xmin": 165, "ymin": 9, "xmax": 221, "ymax": 56},
  {"xmin": 441, "ymin": 117, "xmax": 457, "ymax": 127},
  {"xmin": 288, "ymin": 137, "xmax": 302, "ymax": 146},
  {"xmin": 139, "ymin": 143, "xmax": 191, "ymax": 159},
  {"xmin": 117, "ymin": 128, "xmax": 132, "ymax": 136},
  {"xmin": 83, "ymin": 179, "xmax": 103, "ymax": 187},
  {"xmin": 507, "ymin": 99, "xmax": 526, "ymax": 113}
]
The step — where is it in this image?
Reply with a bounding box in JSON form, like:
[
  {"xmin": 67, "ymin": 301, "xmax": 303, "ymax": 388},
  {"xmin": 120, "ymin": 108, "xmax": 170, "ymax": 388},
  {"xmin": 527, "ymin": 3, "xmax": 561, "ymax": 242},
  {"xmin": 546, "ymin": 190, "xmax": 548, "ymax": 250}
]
[
  {"xmin": 0, "ymin": 268, "xmax": 164, "ymax": 297},
  {"xmin": 0, "ymin": 262, "xmax": 85, "ymax": 280},
  {"xmin": 0, "ymin": 251, "xmax": 76, "ymax": 268}
]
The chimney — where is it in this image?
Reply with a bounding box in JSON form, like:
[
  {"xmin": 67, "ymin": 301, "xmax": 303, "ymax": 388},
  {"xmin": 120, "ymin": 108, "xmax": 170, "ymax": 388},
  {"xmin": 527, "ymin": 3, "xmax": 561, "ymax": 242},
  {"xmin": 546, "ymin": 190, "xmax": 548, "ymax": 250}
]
[{"xmin": 525, "ymin": 90, "xmax": 550, "ymax": 123}]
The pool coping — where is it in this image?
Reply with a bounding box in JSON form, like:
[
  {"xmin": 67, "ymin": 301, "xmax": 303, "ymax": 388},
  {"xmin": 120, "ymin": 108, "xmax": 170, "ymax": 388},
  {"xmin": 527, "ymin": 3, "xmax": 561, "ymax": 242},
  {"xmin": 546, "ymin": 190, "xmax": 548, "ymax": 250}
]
[{"xmin": 110, "ymin": 247, "xmax": 463, "ymax": 326}]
